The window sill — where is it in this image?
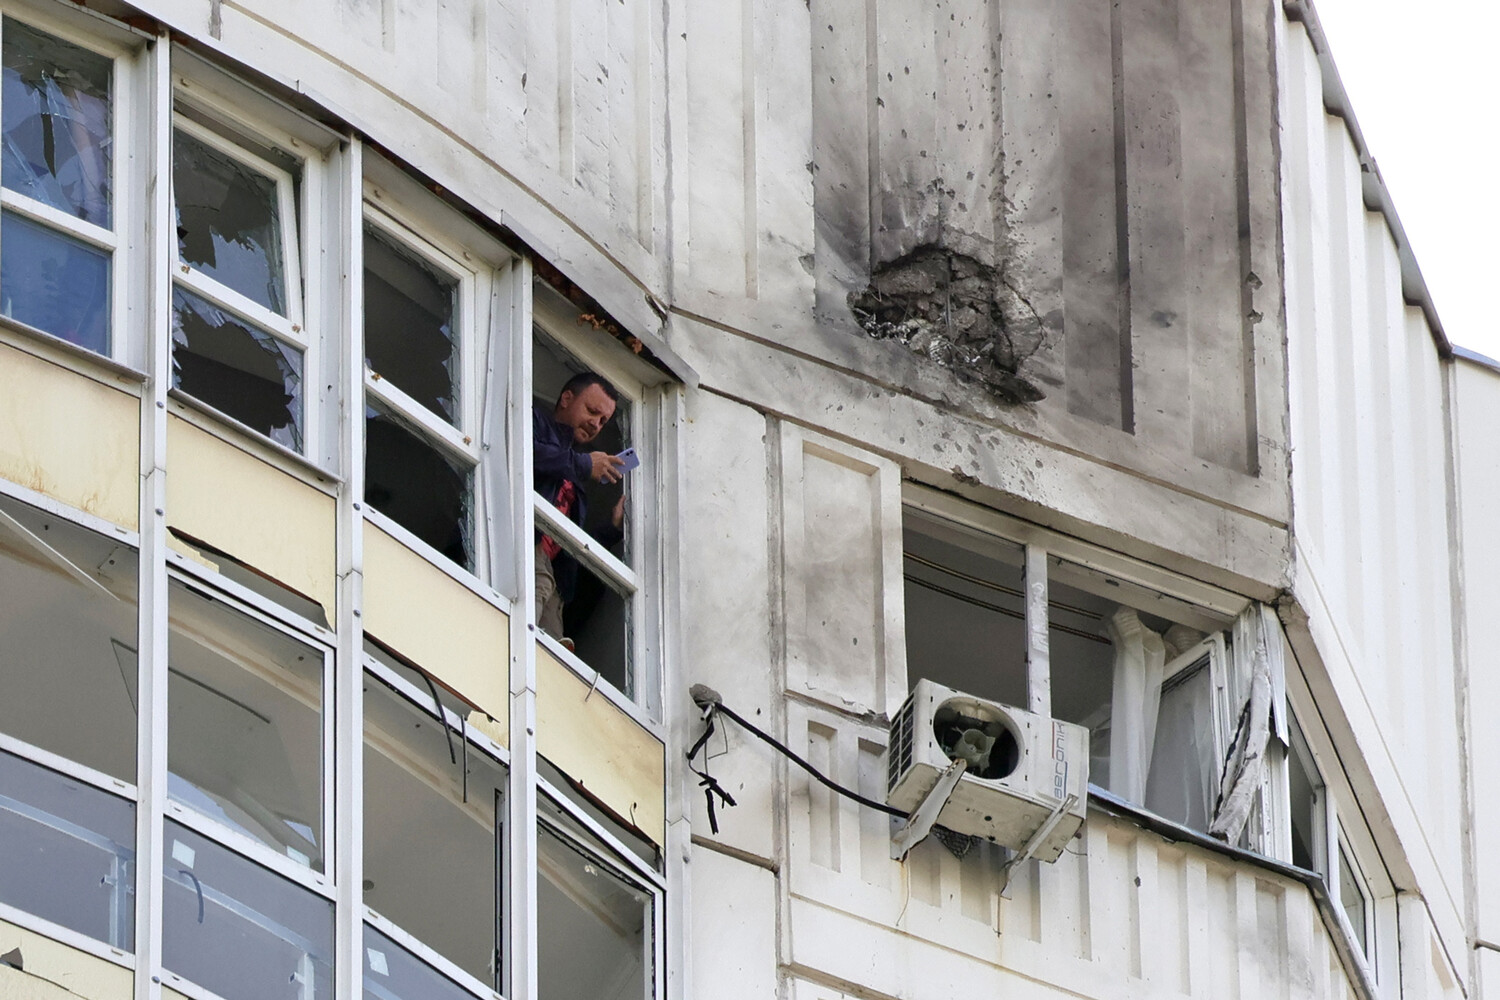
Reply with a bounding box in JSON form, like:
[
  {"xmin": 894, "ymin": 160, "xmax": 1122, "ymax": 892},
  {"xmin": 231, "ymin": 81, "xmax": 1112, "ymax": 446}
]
[
  {"xmin": 1087, "ymin": 784, "xmax": 1379, "ymax": 1000},
  {"xmin": 167, "ymin": 389, "xmax": 341, "ymax": 491},
  {"xmin": 0, "ymin": 313, "xmax": 147, "ymax": 387}
]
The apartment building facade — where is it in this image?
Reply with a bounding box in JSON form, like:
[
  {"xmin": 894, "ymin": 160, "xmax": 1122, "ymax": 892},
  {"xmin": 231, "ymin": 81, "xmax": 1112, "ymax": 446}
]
[{"xmin": 0, "ymin": 0, "xmax": 1493, "ymax": 999}]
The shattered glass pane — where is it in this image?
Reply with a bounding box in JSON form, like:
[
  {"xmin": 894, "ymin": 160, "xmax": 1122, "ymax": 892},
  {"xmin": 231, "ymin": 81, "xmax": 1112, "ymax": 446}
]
[
  {"xmin": 172, "ymin": 286, "xmax": 303, "ymax": 451},
  {"xmin": 173, "ymin": 128, "xmax": 288, "ymax": 314},
  {"xmin": 364, "ymin": 227, "xmax": 460, "ymax": 424},
  {"xmin": 0, "ymin": 750, "xmax": 135, "ymax": 950},
  {"xmin": 162, "ymin": 820, "xmax": 333, "ymax": 1000},
  {"xmin": 365, "ymin": 403, "xmax": 473, "ymax": 569},
  {"xmin": 0, "ymin": 209, "xmax": 109, "ymax": 352},
  {"xmin": 1, "ymin": 20, "xmax": 111, "ymax": 226}
]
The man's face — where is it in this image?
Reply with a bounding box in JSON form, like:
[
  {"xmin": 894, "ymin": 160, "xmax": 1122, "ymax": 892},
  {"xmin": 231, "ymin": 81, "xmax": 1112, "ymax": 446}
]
[{"xmin": 555, "ymin": 383, "xmax": 617, "ymax": 444}]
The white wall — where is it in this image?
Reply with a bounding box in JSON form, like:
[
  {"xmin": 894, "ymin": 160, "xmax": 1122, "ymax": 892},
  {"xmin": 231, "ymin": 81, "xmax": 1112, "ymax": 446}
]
[{"xmin": 1277, "ymin": 11, "xmax": 1467, "ymax": 976}]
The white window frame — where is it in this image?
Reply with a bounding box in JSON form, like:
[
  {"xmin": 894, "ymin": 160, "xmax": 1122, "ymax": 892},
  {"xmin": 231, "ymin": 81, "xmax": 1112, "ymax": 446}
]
[
  {"xmin": 530, "ymin": 292, "xmax": 663, "ymax": 723},
  {"xmin": 167, "ymin": 98, "xmax": 320, "ymax": 457},
  {"xmin": 0, "ymin": 6, "xmax": 137, "ymax": 366},
  {"xmin": 361, "ymin": 656, "xmax": 511, "ymax": 1000}
]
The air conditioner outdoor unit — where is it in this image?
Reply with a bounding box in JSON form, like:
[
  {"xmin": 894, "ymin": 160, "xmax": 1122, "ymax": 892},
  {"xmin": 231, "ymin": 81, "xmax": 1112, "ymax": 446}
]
[{"xmin": 886, "ymin": 679, "xmax": 1089, "ymax": 863}]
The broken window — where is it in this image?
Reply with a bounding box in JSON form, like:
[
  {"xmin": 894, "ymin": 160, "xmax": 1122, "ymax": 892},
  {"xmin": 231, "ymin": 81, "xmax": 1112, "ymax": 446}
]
[
  {"xmin": 364, "ymin": 401, "xmax": 473, "ymax": 568},
  {"xmin": 537, "ymin": 796, "xmax": 658, "ymax": 1000},
  {"xmin": 172, "ymin": 287, "xmax": 303, "ymax": 451},
  {"xmin": 363, "ymin": 667, "xmax": 506, "ymax": 991},
  {"xmin": 901, "ymin": 505, "xmax": 1242, "ymax": 835},
  {"xmin": 0, "ymin": 18, "xmax": 114, "ymax": 353},
  {"xmin": 171, "ymin": 114, "xmax": 309, "ymax": 453},
  {"xmin": 0, "ymin": 749, "xmax": 134, "ymax": 950},
  {"xmin": 161, "ymin": 819, "xmax": 334, "ymax": 1000},
  {"xmin": 361, "ymin": 204, "xmax": 485, "ymax": 575},
  {"xmin": 531, "ymin": 323, "xmax": 647, "ymax": 707},
  {"xmin": 363, "ymin": 225, "xmax": 460, "ymax": 424},
  {"xmin": 168, "ymin": 581, "xmax": 328, "ymax": 871},
  {"xmin": 0, "ymin": 493, "xmax": 138, "ymax": 783}
]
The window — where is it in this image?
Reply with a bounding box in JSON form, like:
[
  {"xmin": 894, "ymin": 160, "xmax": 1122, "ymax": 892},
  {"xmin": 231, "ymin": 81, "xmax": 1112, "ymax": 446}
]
[
  {"xmin": 537, "ymin": 794, "xmax": 660, "ymax": 1000},
  {"xmin": 902, "ymin": 505, "xmax": 1238, "ymax": 833},
  {"xmin": 0, "ymin": 492, "xmax": 137, "ymax": 949},
  {"xmin": 531, "ymin": 305, "xmax": 657, "ymax": 711},
  {"xmin": 171, "ymin": 110, "xmax": 309, "ymax": 452},
  {"xmin": 361, "ymin": 164, "xmax": 509, "ymax": 577},
  {"xmin": 363, "ymin": 664, "xmax": 507, "ymax": 993},
  {"xmin": 0, "ymin": 17, "xmax": 116, "ymax": 355}
]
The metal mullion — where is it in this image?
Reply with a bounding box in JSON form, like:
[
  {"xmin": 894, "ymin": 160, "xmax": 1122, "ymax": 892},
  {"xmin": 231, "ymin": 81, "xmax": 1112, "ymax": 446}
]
[
  {"xmin": 531, "ymin": 494, "xmax": 639, "ymax": 593},
  {"xmin": 362, "ymin": 910, "xmax": 501, "ymax": 1000},
  {"xmin": 172, "ymin": 269, "xmax": 306, "ymax": 348},
  {"xmin": 0, "ymin": 188, "xmax": 118, "ymax": 250},
  {"xmin": 364, "ymin": 371, "xmax": 477, "ymax": 463},
  {"xmin": 334, "ymin": 138, "xmax": 365, "ymax": 1000},
  {"xmin": 0, "ymin": 732, "xmax": 136, "ymax": 800},
  {"xmin": 135, "ymin": 28, "xmax": 172, "ymax": 1000},
  {"xmin": 506, "ymin": 260, "xmax": 536, "ymax": 1000}
]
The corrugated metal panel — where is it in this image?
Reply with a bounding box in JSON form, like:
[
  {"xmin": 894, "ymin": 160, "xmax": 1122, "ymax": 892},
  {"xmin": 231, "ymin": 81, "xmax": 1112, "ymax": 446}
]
[
  {"xmin": 1276, "ymin": 7, "xmax": 1464, "ymax": 948},
  {"xmin": 783, "ymin": 702, "xmax": 1363, "ymax": 1000}
]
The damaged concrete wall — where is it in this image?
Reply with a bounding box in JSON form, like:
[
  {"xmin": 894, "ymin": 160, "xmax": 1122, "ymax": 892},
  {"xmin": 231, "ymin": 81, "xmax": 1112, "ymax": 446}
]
[{"xmin": 811, "ymin": 0, "xmax": 1281, "ymax": 477}]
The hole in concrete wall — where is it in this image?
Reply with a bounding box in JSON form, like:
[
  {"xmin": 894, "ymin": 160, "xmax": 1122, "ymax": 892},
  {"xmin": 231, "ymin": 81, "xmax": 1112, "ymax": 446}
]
[{"xmin": 849, "ymin": 245, "xmax": 1046, "ymax": 404}]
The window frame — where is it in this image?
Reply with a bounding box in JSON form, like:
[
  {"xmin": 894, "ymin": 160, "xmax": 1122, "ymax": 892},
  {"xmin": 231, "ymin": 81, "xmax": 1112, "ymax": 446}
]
[
  {"xmin": 530, "ymin": 289, "xmax": 664, "ymax": 723},
  {"xmin": 0, "ymin": 7, "xmax": 137, "ymax": 365}
]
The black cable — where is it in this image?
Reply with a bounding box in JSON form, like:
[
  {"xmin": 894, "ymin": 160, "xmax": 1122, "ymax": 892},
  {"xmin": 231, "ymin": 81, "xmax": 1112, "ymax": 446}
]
[
  {"xmin": 686, "ymin": 687, "xmax": 909, "ymax": 822},
  {"xmin": 416, "ymin": 668, "xmax": 458, "ymax": 766}
]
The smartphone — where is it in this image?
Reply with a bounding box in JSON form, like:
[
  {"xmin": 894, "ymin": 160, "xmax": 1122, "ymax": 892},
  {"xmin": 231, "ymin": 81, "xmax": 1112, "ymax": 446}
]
[{"xmin": 615, "ymin": 447, "xmax": 641, "ymax": 472}]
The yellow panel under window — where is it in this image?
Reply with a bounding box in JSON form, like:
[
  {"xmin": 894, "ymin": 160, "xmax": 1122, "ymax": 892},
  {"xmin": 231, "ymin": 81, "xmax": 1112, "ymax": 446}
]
[
  {"xmin": 536, "ymin": 643, "xmax": 665, "ymax": 847},
  {"xmin": 0, "ymin": 342, "xmax": 139, "ymax": 529},
  {"xmin": 0, "ymin": 917, "xmax": 132, "ymax": 1000},
  {"xmin": 165, "ymin": 416, "xmax": 336, "ymax": 618},
  {"xmin": 363, "ymin": 524, "xmax": 510, "ymax": 739}
]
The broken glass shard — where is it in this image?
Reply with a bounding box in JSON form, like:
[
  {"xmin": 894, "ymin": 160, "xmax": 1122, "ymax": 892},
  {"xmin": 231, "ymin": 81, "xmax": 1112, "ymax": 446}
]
[
  {"xmin": 363, "ymin": 227, "xmax": 460, "ymax": 424},
  {"xmin": 2, "ymin": 20, "xmax": 112, "ymax": 226},
  {"xmin": 172, "ymin": 286, "xmax": 303, "ymax": 451},
  {"xmin": 365, "ymin": 402, "xmax": 473, "ymax": 568},
  {"xmin": 173, "ymin": 128, "xmax": 287, "ymax": 314},
  {"xmin": 1, "ymin": 209, "xmax": 109, "ymax": 352}
]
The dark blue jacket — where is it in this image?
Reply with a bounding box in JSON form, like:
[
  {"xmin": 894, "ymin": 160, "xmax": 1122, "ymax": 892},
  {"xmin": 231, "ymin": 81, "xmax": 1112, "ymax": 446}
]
[{"xmin": 533, "ymin": 403, "xmax": 621, "ymax": 601}]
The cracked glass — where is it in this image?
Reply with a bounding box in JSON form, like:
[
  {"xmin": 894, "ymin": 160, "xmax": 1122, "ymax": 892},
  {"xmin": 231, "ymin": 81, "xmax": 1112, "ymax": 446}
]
[
  {"xmin": 364, "ymin": 402, "xmax": 473, "ymax": 569},
  {"xmin": 1, "ymin": 19, "xmax": 112, "ymax": 226},
  {"xmin": 364, "ymin": 226, "xmax": 460, "ymax": 424},
  {"xmin": 174, "ymin": 127, "xmax": 288, "ymax": 314},
  {"xmin": 172, "ymin": 287, "xmax": 304, "ymax": 451},
  {"xmin": 1, "ymin": 208, "xmax": 109, "ymax": 351}
]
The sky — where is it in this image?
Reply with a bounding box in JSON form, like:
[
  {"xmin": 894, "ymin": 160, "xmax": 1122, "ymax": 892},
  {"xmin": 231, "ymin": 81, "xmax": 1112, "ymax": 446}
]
[{"xmin": 1311, "ymin": 0, "xmax": 1500, "ymax": 360}]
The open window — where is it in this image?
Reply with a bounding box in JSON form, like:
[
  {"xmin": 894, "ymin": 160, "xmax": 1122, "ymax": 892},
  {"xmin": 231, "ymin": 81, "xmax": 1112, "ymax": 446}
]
[
  {"xmin": 363, "ymin": 662, "xmax": 507, "ymax": 994},
  {"xmin": 530, "ymin": 313, "xmax": 649, "ymax": 707},
  {"xmin": 0, "ymin": 16, "xmax": 117, "ymax": 356}
]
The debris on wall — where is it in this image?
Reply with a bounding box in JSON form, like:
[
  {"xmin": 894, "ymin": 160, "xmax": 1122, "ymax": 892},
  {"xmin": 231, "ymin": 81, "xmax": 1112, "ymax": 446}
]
[{"xmin": 848, "ymin": 245, "xmax": 1046, "ymax": 405}]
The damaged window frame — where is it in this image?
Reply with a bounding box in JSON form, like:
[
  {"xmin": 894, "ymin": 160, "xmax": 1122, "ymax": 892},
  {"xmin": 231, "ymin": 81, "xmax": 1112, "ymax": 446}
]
[
  {"xmin": 1271, "ymin": 701, "xmax": 1393, "ymax": 977},
  {"xmin": 358, "ymin": 155, "xmax": 514, "ymax": 583},
  {"xmin": 167, "ymin": 91, "xmax": 316, "ymax": 457},
  {"xmin": 901, "ymin": 483, "xmax": 1277, "ymax": 849},
  {"xmin": 0, "ymin": 9, "xmax": 136, "ymax": 363},
  {"xmin": 530, "ymin": 286, "xmax": 663, "ymax": 722}
]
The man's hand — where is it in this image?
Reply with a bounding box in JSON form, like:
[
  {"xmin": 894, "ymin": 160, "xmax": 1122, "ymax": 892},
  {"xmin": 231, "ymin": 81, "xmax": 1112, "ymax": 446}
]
[
  {"xmin": 590, "ymin": 451, "xmax": 626, "ymax": 484},
  {"xmin": 612, "ymin": 493, "xmax": 626, "ymax": 529}
]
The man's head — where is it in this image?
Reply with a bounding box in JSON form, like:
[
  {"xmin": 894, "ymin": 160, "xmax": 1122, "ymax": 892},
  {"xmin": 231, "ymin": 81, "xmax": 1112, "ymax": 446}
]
[{"xmin": 553, "ymin": 372, "xmax": 619, "ymax": 445}]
